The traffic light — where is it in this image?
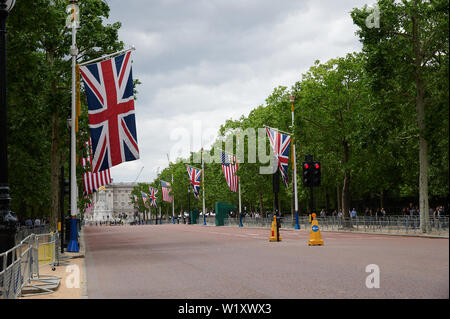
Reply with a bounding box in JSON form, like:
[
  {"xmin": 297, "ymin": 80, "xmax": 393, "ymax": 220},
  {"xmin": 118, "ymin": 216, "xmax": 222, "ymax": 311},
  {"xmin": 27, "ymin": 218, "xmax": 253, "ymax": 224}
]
[
  {"xmin": 302, "ymin": 161, "xmax": 312, "ymax": 187},
  {"xmin": 312, "ymin": 161, "xmax": 321, "ymax": 187},
  {"xmin": 63, "ymin": 179, "xmax": 70, "ymax": 195}
]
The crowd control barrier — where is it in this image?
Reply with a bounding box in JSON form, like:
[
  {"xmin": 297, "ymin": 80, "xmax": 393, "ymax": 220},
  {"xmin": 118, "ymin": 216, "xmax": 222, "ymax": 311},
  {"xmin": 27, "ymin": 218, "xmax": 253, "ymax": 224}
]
[{"xmin": 0, "ymin": 231, "xmax": 61, "ymax": 299}]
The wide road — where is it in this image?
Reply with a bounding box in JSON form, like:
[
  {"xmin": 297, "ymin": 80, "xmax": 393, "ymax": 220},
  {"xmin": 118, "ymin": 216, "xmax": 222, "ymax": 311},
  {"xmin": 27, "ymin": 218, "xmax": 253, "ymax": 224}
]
[{"xmin": 84, "ymin": 224, "xmax": 448, "ymax": 299}]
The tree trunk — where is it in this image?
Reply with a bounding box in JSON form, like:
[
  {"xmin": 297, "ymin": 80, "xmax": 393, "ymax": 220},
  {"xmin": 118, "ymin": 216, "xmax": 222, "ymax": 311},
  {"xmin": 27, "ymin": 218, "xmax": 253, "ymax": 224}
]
[
  {"xmin": 50, "ymin": 111, "xmax": 60, "ymax": 230},
  {"xmin": 412, "ymin": 14, "xmax": 430, "ymax": 233},
  {"xmin": 259, "ymin": 189, "xmax": 264, "ymax": 217},
  {"xmin": 337, "ymin": 183, "xmax": 342, "ymax": 212},
  {"xmin": 342, "ymin": 138, "xmax": 352, "ymax": 228},
  {"xmin": 379, "ymin": 189, "xmax": 384, "ymax": 209}
]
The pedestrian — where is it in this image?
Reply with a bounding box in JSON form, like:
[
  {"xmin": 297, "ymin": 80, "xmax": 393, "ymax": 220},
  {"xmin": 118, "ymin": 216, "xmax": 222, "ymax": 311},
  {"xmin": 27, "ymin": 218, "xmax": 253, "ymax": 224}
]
[
  {"xmin": 25, "ymin": 217, "xmax": 33, "ymax": 227},
  {"xmin": 34, "ymin": 217, "xmax": 41, "ymax": 227},
  {"xmin": 351, "ymin": 208, "xmax": 357, "ymax": 218},
  {"xmin": 320, "ymin": 209, "xmax": 326, "ymax": 218},
  {"xmin": 364, "ymin": 208, "xmax": 370, "ymax": 217}
]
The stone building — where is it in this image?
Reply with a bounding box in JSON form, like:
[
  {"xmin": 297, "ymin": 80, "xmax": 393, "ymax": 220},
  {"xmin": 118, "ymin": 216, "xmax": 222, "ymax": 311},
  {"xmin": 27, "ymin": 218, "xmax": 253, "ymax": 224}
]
[{"xmin": 84, "ymin": 182, "xmax": 137, "ymax": 223}]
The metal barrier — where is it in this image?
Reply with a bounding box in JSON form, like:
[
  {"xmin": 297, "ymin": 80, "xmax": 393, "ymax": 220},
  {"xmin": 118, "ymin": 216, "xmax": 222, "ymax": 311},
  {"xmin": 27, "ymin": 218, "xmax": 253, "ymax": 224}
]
[
  {"xmin": 221, "ymin": 215, "xmax": 449, "ymax": 236},
  {"xmin": 15, "ymin": 225, "xmax": 50, "ymax": 245},
  {"xmin": 0, "ymin": 231, "xmax": 61, "ymax": 299}
]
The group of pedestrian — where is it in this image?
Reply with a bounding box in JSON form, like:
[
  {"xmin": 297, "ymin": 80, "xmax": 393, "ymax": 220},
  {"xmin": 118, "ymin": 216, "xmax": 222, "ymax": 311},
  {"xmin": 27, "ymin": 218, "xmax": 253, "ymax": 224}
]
[
  {"xmin": 402, "ymin": 203, "xmax": 420, "ymax": 217},
  {"xmin": 22, "ymin": 217, "xmax": 47, "ymax": 227}
]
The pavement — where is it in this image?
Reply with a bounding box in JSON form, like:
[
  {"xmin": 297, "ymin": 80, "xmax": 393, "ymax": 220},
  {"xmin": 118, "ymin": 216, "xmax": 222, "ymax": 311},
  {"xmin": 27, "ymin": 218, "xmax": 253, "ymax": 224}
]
[
  {"xmin": 83, "ymin": 224, "xmax": 449, "ymax": 299},
  {"xmin": 20, "ymin": 231, "xmax": 87, "ymax": 299}
]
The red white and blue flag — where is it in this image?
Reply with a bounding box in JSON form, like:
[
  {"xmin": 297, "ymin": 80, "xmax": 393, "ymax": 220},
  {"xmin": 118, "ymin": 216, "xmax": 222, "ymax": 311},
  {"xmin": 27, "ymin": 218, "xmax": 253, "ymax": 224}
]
[
  {"xmin": 186, "ymin": 165, "xmax": 202, "ymax": 199},
  {"xmin": 221, "ymin": 151, "xmax": 239, "ymax": 192},
  {"xmin": 161, "ymin": 180, "xmax": 173, "ymax": 203},
  {"xmin": 266, "ymin": 127, "xmax": 291, "ymax": 187},
  {"xmin": 79, "ymin": 51, "xmax": 139, "ymax": 173},
  {"xmin": 149, "ymin": 187, "xmax": 158, "ymax": 207},
  {"xmin": 140, "ymin": 191, "xmax": 148, "ymax": 205},
  {"xmin": 81, "ymin": 138, "xmax": 111, "ymax": 195}
]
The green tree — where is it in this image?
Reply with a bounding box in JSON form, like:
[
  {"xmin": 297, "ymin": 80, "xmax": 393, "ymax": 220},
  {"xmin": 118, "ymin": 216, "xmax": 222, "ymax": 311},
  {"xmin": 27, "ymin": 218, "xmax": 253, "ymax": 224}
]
[
  {"xmin": 351, "ymin": 0, "xmax": 449, "ymax": 232},
  {"xmin": 8, "ymin": 0, "xmax": 124, "ymax": 227}
]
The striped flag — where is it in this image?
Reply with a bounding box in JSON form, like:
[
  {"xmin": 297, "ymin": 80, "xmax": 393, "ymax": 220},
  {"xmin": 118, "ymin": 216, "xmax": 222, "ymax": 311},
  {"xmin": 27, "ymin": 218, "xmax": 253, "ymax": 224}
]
[
  {"xmin": 221, "ymin": 151, "xmax": 239, "ymax": 192},
  {"xmin": 161, "ymin": 180, "xmax": 173, "ymax": 203},
  {"xmin": 141, "ymin": 191, "xmax": 148, "ymax": 205},
  {"xmin": 82, "ymin": 138, "xmax": 112, "ymax": 195}
]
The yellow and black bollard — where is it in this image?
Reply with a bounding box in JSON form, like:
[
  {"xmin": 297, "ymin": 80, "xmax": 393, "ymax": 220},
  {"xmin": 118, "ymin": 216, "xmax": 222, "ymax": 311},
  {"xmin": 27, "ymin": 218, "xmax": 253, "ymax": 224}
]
[
  {"xmin": 308, "ymin": 213, "xmax": 324, "ymax": 246},
  {"xmin": 269, "ymin": 215, "xmax": 282, "ymax": 242}
]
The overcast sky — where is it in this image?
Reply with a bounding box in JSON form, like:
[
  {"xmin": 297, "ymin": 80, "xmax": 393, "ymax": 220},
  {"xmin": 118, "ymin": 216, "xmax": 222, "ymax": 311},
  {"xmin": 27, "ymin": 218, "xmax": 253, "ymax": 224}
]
[{"xmin": 103, "ymin": 0, "xmax": 372, "ymax": 183}]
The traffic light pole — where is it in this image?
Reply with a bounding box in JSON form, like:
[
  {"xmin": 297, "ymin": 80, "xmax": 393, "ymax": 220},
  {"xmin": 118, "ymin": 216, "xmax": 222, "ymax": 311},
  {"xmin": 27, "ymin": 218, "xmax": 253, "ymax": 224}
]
[
  {"xmin": 309, "ymin": 185, "xmax": 314, "ymax": 215},
  {"xmin": 60, "ymin": 166, "xmax": 65, "ymax": 254}
]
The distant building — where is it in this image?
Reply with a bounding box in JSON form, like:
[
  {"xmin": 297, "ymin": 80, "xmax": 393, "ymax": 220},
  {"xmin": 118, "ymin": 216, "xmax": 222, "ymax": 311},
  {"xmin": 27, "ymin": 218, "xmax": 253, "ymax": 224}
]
[{"xmin": 85, "ymin": 182, "xmax": 137, "ymax": 223}]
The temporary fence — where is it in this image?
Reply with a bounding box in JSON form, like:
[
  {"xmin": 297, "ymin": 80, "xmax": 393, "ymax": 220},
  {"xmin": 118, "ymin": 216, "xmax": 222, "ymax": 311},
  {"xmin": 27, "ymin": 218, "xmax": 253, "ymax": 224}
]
[
  {"xmin": 15, "ymin": 225, "xmax": 50, "ymax": 245},
  {"xmin": 222, "ymin": 215, "xmax": 449, "ymax": 237},
  {"xmin": 0, "ymin": 231, "xmax": 61, "ymax": 299}
]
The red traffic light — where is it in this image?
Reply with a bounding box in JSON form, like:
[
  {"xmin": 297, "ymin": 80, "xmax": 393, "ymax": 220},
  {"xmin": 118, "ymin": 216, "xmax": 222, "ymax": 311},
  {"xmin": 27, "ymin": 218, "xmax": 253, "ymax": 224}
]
[
  {"xmin": 315, "ymin": 163, "xmax": 320, "ymax": 169},
  {"xmin": 304, "ymin": 163, "xmax": 309, "ymax": 169}
]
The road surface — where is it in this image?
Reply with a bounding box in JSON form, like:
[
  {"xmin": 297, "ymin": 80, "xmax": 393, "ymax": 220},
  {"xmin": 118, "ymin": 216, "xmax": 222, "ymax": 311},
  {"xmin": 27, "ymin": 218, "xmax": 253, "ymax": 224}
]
[{"xmin": 84, "ymin": 224, "xmax": 449, "ymax": 299}]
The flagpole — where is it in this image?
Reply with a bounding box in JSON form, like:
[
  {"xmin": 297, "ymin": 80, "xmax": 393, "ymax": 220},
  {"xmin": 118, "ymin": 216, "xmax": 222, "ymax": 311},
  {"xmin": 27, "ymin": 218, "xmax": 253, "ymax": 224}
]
[
  {"xmin": 172, "ymin": 171, "xmax": 175, "ymax": 224},
  {"xmin": 201, "ymin": 148, "xmax": 206, "ymax": 226},
  {"xmin": 167, "ymin": 153, "xmax": 175, "ymax": 224},
  {"xmin": 67, "ymin": 0, "xmax": 80, "ymax": 252},
  {"xmin": 290, "ymin": 95, "xmax": 300, "ymax": 230},
  {"xmin": 78, "ymin": 46, "xmax": 136, "ymax": 67},
  {"xmin": 237, "ymin": 133, "xmax": 243, "ymax": 227}
]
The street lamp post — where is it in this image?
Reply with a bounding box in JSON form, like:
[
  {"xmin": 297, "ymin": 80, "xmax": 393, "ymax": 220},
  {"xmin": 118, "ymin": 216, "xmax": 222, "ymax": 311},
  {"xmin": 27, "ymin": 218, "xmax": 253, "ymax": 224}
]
[
  {"xmin": 66, "ymin": 0, "xmax": 79, "ymax": 252},
  {"xmin": 290, "ymin": 94, "xmax": 300, "ymax": 230},
  {"xmin": 0, "ymin": 0, "xmax": 18, "ymax": 267}
]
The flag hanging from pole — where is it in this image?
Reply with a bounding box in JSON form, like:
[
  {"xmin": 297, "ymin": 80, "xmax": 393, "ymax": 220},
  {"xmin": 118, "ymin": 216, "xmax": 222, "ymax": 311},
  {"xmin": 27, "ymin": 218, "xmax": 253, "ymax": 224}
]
[
  {"xmin": 149, "ymin": 187, "xmax": 158, "ymax": 207},
  {"xmin": 186, "ymin": 165, "xmax": 201, "ymax": 199},
  {"xmin": 81, "ymin": 138, "xmax": 112, "ymax": 195},
  {"xmin": 221, "ymin": 151, "xmax": 239, "ymax": 192},
  {"xmin": 266, "ymin": 127, "xmax": 291, "ymax": 187},
  {"xmin": 161, "ymin": 180, "xmax": 173, "ymax": 203},
  {"xmin": 140, "ymin": 191, "xmax": 148, "ymax": 205},
  {"xmin": 79, "ymin": 51, "xmax": 139, "ymax": 173}
]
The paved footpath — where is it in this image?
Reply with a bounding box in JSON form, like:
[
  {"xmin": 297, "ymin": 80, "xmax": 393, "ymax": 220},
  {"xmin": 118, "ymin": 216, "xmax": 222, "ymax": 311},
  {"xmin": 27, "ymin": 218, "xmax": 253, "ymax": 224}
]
[{"xmin": 84, "ymin": 224, "xmax": 449, "ymax": 299}]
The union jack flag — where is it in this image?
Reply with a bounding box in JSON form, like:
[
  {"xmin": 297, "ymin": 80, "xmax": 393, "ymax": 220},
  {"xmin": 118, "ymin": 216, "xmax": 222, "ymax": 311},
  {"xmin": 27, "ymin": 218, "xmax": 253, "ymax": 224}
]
[
  {"xmin": 186, "ymin": 165, "xmax": 202, "ymax": 199},
  {"xmin": 161, "ymin": 180, "xmax": 173, "ymax": 203},
  {"xmin": 81, "ymin": 138, "xmax": 111, "ymax": 195},
  {"xmin": 221, "ymin": 151, "xmax": 239, "ymax": 192},
  {"xmin": 149, "ymin": 187, "xmax": 158, "ymax": 207},
  {"xmin": 266, "ymin": 127, "xmax": 291, "ymax": 187},
  {"xmin": 79, "ymin": 51, "xmax": 139, "ymax": 173}
]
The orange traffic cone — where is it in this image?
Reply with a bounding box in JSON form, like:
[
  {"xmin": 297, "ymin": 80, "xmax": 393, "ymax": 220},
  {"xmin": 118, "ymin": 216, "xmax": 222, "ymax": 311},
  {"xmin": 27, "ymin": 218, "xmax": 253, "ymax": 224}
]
[
  {"xmin": 308, "ymin": 213, "xmax": 324, "ymax": 246},
  {"xmin": 269, "ymin": 215, "xmax": 282, "ymax": 242}
]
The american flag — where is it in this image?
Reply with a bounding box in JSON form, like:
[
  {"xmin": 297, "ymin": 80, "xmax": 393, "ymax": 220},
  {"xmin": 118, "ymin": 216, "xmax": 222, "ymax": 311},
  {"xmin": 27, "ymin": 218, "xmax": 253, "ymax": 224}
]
[
  {"xmin": 149, "ymin": 187, "xmax": 158, "ymax": 207},
  {"xmin": 84, "ymin": 196, "xmax": 93, "ymax": 214},
  {"xmin": 140, "ymin": 191, "xmax": 148, "ymax": 205},
  {"xmin": 79, "ymin": 51, "xmax": 139, "ymax": 173},
  {"xmin": 81, "ymin": 138, "xmax": 111, "ymax": 195},
  {"xmin": 221, "ymin": 151, "xmax": 239, "ymax": 192},
  {"xmin": 161, "ymin": 180, "xmax": 173, "ymax": 203},
  {"xmin": 266, "ymin": 127, "xmax": 291, "ymax": 187},
  {"xmin": 186, "ymin": 165, "xmax": 201, "ymax": 199}
]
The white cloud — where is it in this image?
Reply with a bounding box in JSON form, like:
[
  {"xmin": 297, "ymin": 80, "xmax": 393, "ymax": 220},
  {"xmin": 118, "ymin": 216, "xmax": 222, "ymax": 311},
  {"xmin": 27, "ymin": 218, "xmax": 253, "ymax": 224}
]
[{"xmin": 103, "ymin": 0, "xmax": 369, "ymax": 182}]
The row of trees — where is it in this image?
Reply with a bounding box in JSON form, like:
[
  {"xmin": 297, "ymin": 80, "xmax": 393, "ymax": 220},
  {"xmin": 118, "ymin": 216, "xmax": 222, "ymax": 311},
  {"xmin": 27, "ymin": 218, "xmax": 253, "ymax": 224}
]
[
  {"xmin": 5, "ymin": 1, "xmax": 448, "ymax": 233},
  {"xmin": 7, "ymin": 0, "xmax": 125, "ymax": 228},
  {"xmin": 132, "ymin": 0, "xmax": 448, "ymax": 232}
]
